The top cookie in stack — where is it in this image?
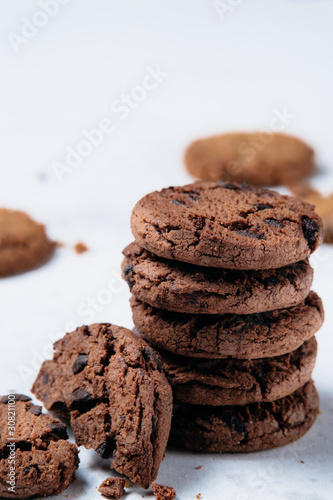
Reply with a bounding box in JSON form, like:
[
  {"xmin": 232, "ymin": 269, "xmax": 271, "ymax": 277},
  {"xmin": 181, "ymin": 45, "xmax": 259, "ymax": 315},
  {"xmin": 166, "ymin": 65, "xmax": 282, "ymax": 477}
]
[
  {"xmin": 130, "ymin": 181, "xmax": 322, "ymax": 270},
  {"xmin": 122, "ymin": 181, "xmax": 324, "ymax": 453}
]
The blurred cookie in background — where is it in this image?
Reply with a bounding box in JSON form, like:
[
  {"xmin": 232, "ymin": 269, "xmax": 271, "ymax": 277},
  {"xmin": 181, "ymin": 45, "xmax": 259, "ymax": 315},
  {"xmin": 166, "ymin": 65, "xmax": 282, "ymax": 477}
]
[
  {"xmin": 185, "ymin": 132, "xmax": 316, "ymax": 186},
  {"xmin": 0, "ymin": 208, "xmax": 55, "ymax": 277},
  {"xmin": 290, "ymin": 184, "xmax": 333, "ymax": 243}
]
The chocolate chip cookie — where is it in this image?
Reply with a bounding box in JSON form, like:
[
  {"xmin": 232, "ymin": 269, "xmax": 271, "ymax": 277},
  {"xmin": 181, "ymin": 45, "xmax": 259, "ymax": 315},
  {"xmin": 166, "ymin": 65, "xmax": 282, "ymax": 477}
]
[
  {"xmin": 160, "ymin": 337, "xmax": 317, "ymax": 405},
  {"xmin": 131, "ymin": 291, "xmax": 324, "ymax": 359},
  {"xmin": 184, "ymin": 132, "xmax": 316, "ymax": 186},
  {"xmin": 32, "ymin": 324, "xmax": 172, "ymax": 489},
  {"xmin": 122, "ymin": 242, "xmax": 313, "ymax": 315},
  {"xmin": 0, "ymin": 209, "xmax": 55, "ymax": 277},
  {"xmin": 170, "ymin": 381, "xmax": 319, "ymax": 452},
  {"xmin": 0, "ymin": 394, "xmax": 79, "ymax": 499},
  {"xmin": 131, "ymin": 182, "xmax": 323, "ymax": 270}
]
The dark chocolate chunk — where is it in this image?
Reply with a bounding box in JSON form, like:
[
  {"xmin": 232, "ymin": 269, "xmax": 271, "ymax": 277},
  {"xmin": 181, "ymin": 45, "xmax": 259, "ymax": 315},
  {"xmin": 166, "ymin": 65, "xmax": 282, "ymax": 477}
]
[
  {"xmin": 72, "ymin": 354, "xmax": 89, "ymax": 374},
  {"xmin": 49, "ymin": 421, "xmax": 69, "ymax": 440},
  {"xmin": 302, "ymin": 216, "xmax": 319, "ymax": 252},
  {"xmin": 28, "ymin": 404, "xmax": 42, "ymax": 416},
  {"xmin": 70, "ymin": 388, "xmax": 94, "ymax": 411},
  {"xmin": 223, "ymin": 411, "xmax": 248, "ymax": 438},
  {"xmin": 142, "ymin": 346, "xmax": 162, "ymax": 372},
  {"xmin": 254, "ymin": 203, "xmax": 273, "ymax": 211},
  {"xmin": 96, "ymin": 436, "xmax": 116, "ymax": 459},
  {"xmin": 172, "ymin": 199, "xmax": 186, "ymax": 206}
]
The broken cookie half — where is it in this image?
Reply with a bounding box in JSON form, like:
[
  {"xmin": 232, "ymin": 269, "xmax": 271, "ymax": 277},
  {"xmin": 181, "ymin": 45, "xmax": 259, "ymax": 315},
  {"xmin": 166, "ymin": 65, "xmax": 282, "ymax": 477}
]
[
  {"xmin": 0, "ymin": 395, "xmax": 79, "ymax": 499},
  {"xmin": 31, "ymin": 324, "xmax": 173, "ymax": 489}
]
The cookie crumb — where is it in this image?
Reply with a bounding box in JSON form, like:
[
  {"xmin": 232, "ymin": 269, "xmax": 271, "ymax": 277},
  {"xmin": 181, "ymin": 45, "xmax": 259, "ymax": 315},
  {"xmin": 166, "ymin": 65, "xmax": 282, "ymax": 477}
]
[
  {"xmin": 74, "ymin": 242, "xmax": 89, "ymax": 254},
  {"xmin": 196, "ymin": 495, "xmax": 202, "ymax": 500},
  {"xmin": 195, "ymin": 465, "xmax": 203, "ymax": 470},
  {"xmin": 98, "ymin": 478, "xmax": 126, "ymax": 499},
  {"xmin": 152, "ymin": 482, "xmax": 176, "ymax": 500},
  {"xmin": 300, "ymin": 460, "xmax": 305, "ymax": 464}
]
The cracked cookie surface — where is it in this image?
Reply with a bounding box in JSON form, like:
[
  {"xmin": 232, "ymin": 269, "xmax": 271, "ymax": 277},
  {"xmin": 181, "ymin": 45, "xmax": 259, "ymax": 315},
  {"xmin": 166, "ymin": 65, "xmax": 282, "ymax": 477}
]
[
  {"xmin": 131, "ymin": 291, "xmax": 324, "ymax": 359},
  {"xmin": 31, "ymin": 324, "xmax": 172, "ymax": 489},
  {"xmin": 0, "ymin": 209, "xmax": 55, "ymax": 277},
  {"xmin": 122, "ymin": 242, "xmax": 313, "ymax": 315},
  {"xmin": 170, "ymin": 381, "xmax": 319, "ymax": 452},
  {"xmin": 131, "ymin": 181, "xmax": 323, "ymax": 270},
  {"xmin": 160, "ymin": 337, "xmax": 317, "ymax": 405},
  {"xmin": 0, "ymin": 395, "xmax": 79, "ymax": 499}
]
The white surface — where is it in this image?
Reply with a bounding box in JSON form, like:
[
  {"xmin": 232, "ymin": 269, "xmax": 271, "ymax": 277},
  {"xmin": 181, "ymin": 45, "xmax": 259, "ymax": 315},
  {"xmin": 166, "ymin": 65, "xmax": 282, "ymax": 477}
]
[{"xmin": 0, "ymin": 1, "xmax": 333, "ymax": 499}]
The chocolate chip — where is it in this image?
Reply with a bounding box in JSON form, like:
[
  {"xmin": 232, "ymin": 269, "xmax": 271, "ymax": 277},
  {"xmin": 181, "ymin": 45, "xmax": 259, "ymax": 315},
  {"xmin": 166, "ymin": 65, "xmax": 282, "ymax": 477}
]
[
  {"xmin": 172, "ymin": 199, "xmax": 186, "ymax": 206},
  {"xmin": 230, "ymin": 220, "xmax": 267, "ymax": 240},
  {"xmin": 43, "ymin": 373, "xmax": 49, "ymax": 384},
  {"xmin": 96, "ymin": 436, "xmax": 116, "ymax": 459},
  {"xmin": 70, "ymin": 388, "xmax": 94, "ymax": 412},
  {"xmin": 244, "ymin": 312, "xmax": 267, "ymax": 326},
  {"xmin": 142, "ymin": 346, "xmax": 162, "ymax": 372},
  {"xmin": 187, "ymin": 191, "xmax": 200, "ymax": 201},
  {"xmin": 253, "ymin": 203, "xmax": 273, "ymax": 211},
  {"xmin": 123, "ymin": 264, "xmax": 135, "ymax": 277},
  {"xmin": 237, "ymin": 229, "xmax": 266, "ymax": 240},
  {"xmin": 28, "ymin": 404, "xmax": 42, "ymax": 416},
  {"xmin": 49, "ymin": 421, "xmax": 68, "ymax": 440},
  {"xmin": 1, "ymin": 394, "xmax": 31, "ymax": 404},
  {"xmin": 302, "ymin": 216, "xmax": 319, "ymax": 252},
  {"xmin": 223, "ymin": 411, "xmax": 248, "ymax": 437},
  {"xmin": 263, "ymin": 276, "xmax": 280, "ymax": 287},
  {"xmin": 72, "ymin": 354, "xmax": 89, "ymax": 375},
  {"xmin": 123, "ymin": 265, "xmax": 136, "ymax": 290},
  {"xmin": 229, "ymin": 221, "xmax": 251, "ymax": 231},
  {"xmin": 264, "ymin": 218, "xmax": 285, "ymax": 228}
]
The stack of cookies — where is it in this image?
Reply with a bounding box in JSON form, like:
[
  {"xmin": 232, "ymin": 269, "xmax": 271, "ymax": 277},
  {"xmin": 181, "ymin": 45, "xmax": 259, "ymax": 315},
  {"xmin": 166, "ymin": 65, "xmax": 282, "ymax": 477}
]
[{"xmin": 122, "ymin": 181, "xmax": 324, "ymax": 453}]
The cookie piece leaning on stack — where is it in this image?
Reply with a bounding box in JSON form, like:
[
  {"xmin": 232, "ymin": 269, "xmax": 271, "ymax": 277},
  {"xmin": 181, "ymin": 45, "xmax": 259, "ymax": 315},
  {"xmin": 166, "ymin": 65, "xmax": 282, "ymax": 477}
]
[
  {"xmin": 123, "ymin": 181, "xmax": 324, "ymax": 453},
  {"xmin": 32, "ymin": 324, "xmax": 173, "ymax": 489}
]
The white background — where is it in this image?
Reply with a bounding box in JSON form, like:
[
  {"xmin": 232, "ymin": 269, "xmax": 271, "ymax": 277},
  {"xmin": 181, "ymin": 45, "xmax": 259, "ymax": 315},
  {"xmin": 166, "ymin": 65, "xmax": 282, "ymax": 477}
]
[{"xmin": 0, "ymin": 1, "xmax": 333, "ymax": 499}]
